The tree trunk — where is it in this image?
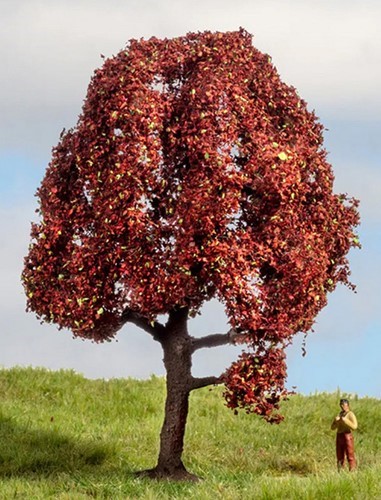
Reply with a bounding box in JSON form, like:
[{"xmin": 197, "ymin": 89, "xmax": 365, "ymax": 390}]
[{"xmin": 139, "ymin": 308, "xmax": 198, "ymax": 481}]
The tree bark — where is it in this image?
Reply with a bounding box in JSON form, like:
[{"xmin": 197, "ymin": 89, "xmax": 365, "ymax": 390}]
[
  {"xmin": 133, "ymin": 308, "xmax": 227, "ymax": 481},
  {"xmin": 156, "ymin": 309, "xmax": 192, "ymax": 478},
  {"xmin": 139, "ymin": 307, "xmax": 198, "ymax": 480}
]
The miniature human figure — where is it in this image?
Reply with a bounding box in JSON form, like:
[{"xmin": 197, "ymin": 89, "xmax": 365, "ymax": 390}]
[{"xmin": 331, "ymin": 398, "xmax": 358, "ymax": 471}]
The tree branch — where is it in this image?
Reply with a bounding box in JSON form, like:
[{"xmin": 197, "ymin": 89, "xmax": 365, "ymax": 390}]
[
  {"xmin": 190, "ymin": 375, "xmax": 223, "ymax": 391},
  {"xmin": 190, "ymin": 328, "xmax": 246, "ymax": 352},
  {"xmin": 120, "ymin": 308, "xmax": 166, "ymax": 343}
]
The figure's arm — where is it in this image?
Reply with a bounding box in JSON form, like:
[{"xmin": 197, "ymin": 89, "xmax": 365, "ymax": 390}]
[
  {"xmin": 342, "ymin": 411, "xmax": 358, "ymax": 430},
  {"xmin": 331, "ymin": 416, "xmax": 340, "ymax": 430}
]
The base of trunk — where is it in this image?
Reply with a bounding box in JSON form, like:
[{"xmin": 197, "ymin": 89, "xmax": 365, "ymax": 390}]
[{"xmin": 134, "ymin": 464, "xmax": 200, "ymax": 482}]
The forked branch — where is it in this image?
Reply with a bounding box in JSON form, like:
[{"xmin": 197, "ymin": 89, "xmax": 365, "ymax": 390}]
[
  {"xmin": 190, "ymin": 328, "xmax": 246, "ymax": 352},
  {"xmin": 190, "ymin": 375, "xmax": 223, "ymax": 391},
  {"xmin": 120, "ymin": 308, "xmax": 166, "ymax": 342}
]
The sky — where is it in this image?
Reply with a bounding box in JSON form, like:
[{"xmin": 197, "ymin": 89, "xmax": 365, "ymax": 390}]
[{"xmin": 1, "ymin": 0, "xmax": 380, "ymax": 398}]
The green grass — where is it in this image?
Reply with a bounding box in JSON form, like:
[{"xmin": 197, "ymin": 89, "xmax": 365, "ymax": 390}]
[{"xmin": 0, "ymin": 367, "xmax": 380, "ymax": 498}]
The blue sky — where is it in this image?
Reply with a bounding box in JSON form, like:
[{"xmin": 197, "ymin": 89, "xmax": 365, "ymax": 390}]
[{"xmin": 1, "ymin": 0, "xmax": 380, "ymax": 397}]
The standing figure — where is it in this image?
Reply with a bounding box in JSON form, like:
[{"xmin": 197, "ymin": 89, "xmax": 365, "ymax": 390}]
[{"xmin": 331, "ymin": 398, "xmax": 358, "ymax": 471}]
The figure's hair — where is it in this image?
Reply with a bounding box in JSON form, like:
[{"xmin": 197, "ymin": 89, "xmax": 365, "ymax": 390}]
[{"xmin": 340, "ymin": 398, "xmax": 349, "ymax": 405}]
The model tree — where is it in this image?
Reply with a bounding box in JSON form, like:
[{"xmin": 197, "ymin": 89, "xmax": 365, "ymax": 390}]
[{"xmin": 22, "ymin": 29, "xmax": 359, "ymax": 480}]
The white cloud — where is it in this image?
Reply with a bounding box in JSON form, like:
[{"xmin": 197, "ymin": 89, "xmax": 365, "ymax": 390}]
[{"xmin": 1, "ymin": 0, "xmax": 380, "ymax": 155}]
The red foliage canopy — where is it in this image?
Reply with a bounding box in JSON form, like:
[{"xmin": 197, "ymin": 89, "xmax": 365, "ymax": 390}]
[{"xmin": 23, "ymin": 29, "xmax": 359, "ymax": 418}]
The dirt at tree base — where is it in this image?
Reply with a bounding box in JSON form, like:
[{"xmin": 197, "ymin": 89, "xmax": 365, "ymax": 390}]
[{"xmin": 134, "ymin": 465, "xmax": 200, "ymax": 482}]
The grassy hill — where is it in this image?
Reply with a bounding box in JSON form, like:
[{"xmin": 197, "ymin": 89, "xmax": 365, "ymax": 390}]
[{"xmin": 0, "ymin": 367, "xmax": 380, "ymax": 499}]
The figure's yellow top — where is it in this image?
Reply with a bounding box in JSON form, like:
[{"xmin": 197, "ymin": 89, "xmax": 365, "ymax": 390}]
[{"xmin": 331, "ymin": 410, "xmax": 358, "ymax": 433}]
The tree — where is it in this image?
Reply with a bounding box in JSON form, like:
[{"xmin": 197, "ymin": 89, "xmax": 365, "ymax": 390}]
[{"xmin": 22, "ymin": 29, "xmax": 360, "ymax": 480}]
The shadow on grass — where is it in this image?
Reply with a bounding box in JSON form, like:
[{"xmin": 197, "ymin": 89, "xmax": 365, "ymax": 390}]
[
  {"xmin": 0, "ymin": 413, "xmax": 125, "ymax": 478},
  {"xmin": 262, "ymin": 455, "xmax": 318, "ymax": 476},
  {"xmin": 0, "ymin": 412, "xmax": 321, "ymax": 482}
]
